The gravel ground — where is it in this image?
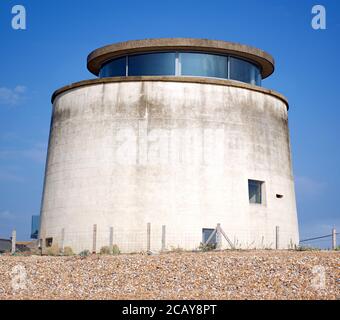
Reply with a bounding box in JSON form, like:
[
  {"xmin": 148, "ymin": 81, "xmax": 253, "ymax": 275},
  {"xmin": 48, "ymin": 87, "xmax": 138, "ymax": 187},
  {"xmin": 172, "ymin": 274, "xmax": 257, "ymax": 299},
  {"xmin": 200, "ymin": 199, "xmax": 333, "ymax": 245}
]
[{"xmin": 0, "ymin": 250, "xmax": 339, "ymax": 300}]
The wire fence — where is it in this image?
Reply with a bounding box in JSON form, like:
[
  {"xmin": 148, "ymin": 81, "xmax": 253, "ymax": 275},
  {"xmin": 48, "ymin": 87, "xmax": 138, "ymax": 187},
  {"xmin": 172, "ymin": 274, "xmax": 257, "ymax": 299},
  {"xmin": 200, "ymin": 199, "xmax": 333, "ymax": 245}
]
[
  {"xmin": 30, "ymin": 224, "xmax": 300, "ymax": 254},
  {"xmin": 7, "ymin": 225, "xmax": 338, "ymax": 254},
  {"xmin": 299, "ymin": 231, "xmax": 339, "ymax": 250}
]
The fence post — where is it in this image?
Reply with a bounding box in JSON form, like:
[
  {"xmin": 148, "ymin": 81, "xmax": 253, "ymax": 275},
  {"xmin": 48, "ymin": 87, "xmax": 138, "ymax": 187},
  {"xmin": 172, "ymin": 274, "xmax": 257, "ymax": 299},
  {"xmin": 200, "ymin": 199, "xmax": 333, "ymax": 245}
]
[
  {"xmin": 275, "ymin": 226, "xmax": 280, "ymax": 250},
  {"xmin": 109, "ymin": 226, "xmax": 113, "ymax": 250},
  {"xmin": 216, "ymin": 223, "xmax": 222, "ymax": 250},
  {"xmin": 61, "ymin": 228, "xmax": 65, "ymax": 254},
  {"xmin": 11, "ymin": 230, "xmax": 16, "ymax": 254},
  {"xmin": 332, "ymin": 228, "xmax": 336, "ymax": 250},
  {"xmin": 92, "ymin": 224, "xmax": 97, "ymax": 254},
  {"xmin": 147, "ymin": 222, "xmax": 151, "ymax": 252},
  {"xmin": 161, "ymin": 225, "xmax": 166, "ymax": 251}
]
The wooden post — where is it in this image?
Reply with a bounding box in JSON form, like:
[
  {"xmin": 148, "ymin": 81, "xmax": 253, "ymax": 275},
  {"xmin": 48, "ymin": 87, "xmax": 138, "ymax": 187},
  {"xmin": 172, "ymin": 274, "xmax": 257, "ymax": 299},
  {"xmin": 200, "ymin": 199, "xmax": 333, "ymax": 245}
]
[
  {"xmin": 11, "ymin": 230, "xmax": 16, "ymax": 254},
  {"xmin": 38, "ymin": 238, "xmax": 43, "ymax": 256},
  {"xmin": 109, "ymin": 227, "xmax": 113, "ymax": 250},
  {"xmin": 161, "ymin": 225, "xmax": 166, "ymax": 251},
  {"xmin": 147, "ymin": 222, "xmax": 151, "ymax": 252},
  {"xmin": 332, "ymin": 228, "xmax": 336, "ymax": 250},
  {"xmin": 275, "ymin": 226, "xmax": 280, "ymax": 250},
  {"xmin": 61, "ymin": 228, "xmax": 65, "ymax": 254},
  {"xmin": 218, "ymin": 225, "xmax": 234, "ymax": 249},
  {"xmin": 92, "ymin": 224, "xmax": 97, "ymax": 254},
  {"xmin": 216, "ymin": 223, "xmax": 222, "ymax": 250}
]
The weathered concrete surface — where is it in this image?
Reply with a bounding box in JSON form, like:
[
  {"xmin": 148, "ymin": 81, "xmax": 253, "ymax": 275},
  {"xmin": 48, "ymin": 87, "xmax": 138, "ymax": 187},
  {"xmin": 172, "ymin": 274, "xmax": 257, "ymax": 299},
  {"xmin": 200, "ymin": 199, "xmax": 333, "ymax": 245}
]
[
  {"xmin": 87, "ymin": 38, "xmax": 274, "ymax": 78},
  {"xmin": 40, "ymin": 80, "xmax": 298, "ymax": 253},
  {"xmin": 51, "ymin": 76, "xmax": 288, "ymax": 108}
]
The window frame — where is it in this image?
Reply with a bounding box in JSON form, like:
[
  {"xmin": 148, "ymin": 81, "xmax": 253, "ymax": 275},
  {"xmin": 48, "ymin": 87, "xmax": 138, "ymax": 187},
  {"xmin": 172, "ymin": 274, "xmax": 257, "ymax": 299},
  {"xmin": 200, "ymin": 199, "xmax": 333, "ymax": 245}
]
[
  {"xmin": 127, "ymin": 51, "xmax": 177, "ymax": 77},
  {"xmin": 45, "ymin": 237, "xmax": 53, "ymax": 248},
  {"xmin": 248, "ymin": 179, "xmax": 266, "ymax": 205},
  {"xmin": 202, "ymin": 228, "xmax": 217, "ymax": 245},
  {"xmin": 178, "ymin": 51, "xmax": 229, "ymax": 79},
  {"xmin": 99, "ymin": 51, "xmax": 262, "ymax": 86}
]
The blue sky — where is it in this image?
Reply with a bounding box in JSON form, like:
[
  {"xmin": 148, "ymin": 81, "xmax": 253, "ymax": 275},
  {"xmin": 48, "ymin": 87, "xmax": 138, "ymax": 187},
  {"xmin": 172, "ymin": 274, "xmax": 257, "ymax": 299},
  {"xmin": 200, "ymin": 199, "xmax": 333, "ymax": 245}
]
[{"xmin": 0, "ymin": 0, "xmax": 339, "ymax": 245}]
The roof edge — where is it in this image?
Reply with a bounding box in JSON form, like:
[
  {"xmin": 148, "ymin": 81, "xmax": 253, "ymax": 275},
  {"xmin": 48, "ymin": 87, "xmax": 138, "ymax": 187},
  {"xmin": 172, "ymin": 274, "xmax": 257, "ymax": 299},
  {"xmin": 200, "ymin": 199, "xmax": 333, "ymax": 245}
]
[
  {"xmin": 51, "ymin": 76, "xmax": 288, "ymax": 110},
  {"xmin": 87, "ymin": 38, "xmax": 275, "ymax": 78}
]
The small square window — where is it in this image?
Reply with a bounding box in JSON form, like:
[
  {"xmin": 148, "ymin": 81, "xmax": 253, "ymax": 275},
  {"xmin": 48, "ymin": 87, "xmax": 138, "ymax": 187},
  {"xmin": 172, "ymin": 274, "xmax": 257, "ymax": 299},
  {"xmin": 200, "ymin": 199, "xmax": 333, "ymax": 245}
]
[
  {"xmin": 45, "ymin": 237, "xmax": 53, "ymax": 247},
  {"xmin": 202, "ymin": 228, "xmax": 216, "ymax": 245},
  {"xmin": 248, "ymin": 179, "xmax": 264, "ymax": 204}
]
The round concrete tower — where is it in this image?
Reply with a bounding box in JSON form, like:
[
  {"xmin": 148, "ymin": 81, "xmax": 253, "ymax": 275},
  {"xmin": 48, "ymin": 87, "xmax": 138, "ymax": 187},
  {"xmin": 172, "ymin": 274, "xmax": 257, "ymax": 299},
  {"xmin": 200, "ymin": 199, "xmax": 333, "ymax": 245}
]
[{"xmin": 40, "ymin": 38, "xmax": 299, "ymax": 253}]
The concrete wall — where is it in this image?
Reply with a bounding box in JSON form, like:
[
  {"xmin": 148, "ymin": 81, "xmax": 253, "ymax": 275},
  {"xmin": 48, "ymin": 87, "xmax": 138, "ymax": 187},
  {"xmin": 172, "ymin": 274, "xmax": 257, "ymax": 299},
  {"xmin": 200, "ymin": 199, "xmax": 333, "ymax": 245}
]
[{"xmin": 40, "ymin": 80, "xmax": 299, "ymax": 252}]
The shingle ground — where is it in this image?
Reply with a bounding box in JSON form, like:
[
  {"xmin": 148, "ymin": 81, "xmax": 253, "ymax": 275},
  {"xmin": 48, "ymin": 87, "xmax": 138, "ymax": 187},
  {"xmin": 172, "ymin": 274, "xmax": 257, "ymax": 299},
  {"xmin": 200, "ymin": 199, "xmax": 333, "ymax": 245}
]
[{"xmin": 0, "ymin": 250, "xmax": 339, "ymax": 300}]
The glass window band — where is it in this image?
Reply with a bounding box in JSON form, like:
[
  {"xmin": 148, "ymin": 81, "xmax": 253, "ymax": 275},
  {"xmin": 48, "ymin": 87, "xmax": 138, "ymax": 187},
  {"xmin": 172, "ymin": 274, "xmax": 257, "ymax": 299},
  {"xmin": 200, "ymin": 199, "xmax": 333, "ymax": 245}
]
[{"xmin": 99, "ymin": 51, "xmax": 262, "ymax": 86}]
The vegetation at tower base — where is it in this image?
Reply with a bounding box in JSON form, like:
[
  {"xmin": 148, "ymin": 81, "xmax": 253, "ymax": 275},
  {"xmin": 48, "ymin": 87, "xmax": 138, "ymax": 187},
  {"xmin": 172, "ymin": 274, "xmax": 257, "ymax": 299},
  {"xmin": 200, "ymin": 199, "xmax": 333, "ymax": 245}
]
[
  {"xmin": 63, "ymin": 247, "xmax": 74, "ymax": 256},
  {"xmin": 79, "ymin": 249, "xmax": 90, "ymax": 257},
  {"xmin": 100, "ymin": 245, "xmax": 120, "ymax": 255},
  {"xmin": 198, "ymin": 242, "xmax": 217, "ymax": 252},
  {"xmin": 46, "ymin": 244, "xmax": 59, "ymax": 256}
]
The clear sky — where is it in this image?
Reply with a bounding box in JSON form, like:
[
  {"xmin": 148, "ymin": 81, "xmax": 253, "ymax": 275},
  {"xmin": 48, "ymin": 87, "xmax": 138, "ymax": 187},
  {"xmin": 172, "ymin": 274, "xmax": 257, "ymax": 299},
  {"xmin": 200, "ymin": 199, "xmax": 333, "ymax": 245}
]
[{"xmin": 0, "ymin": 0, "xmax": 339, "ymax": 245}]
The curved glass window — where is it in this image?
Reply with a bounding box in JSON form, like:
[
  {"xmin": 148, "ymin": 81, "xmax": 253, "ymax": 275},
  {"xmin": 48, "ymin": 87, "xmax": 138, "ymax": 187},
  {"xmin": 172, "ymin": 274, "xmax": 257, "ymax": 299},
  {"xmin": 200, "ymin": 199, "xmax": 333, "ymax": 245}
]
[
  {"xmin": 100, "ymin": 56, "xmax": 126, "ymax": 77},
  {"xmin": 129, "ymin": 52, "xmax": 176, "ymax": 76},
  {"xmin": 180, "ymin": 52, "xmax": 228, "ymax": 78},
  {"xmin": 99, "ymin": 52, "xmax": 262, "ymax": 86},
  {"xmin": 229, "ymin": 57, "xmax": 261, "ymax": 86}
]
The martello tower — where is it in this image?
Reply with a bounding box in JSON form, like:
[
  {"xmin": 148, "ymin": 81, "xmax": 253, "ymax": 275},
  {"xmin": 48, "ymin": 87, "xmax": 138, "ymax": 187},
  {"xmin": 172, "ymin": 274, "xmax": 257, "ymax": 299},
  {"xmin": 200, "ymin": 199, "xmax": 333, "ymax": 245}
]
[{"xmin": 40, "ymin": 38, "xmax": 299, "ymax": 253}]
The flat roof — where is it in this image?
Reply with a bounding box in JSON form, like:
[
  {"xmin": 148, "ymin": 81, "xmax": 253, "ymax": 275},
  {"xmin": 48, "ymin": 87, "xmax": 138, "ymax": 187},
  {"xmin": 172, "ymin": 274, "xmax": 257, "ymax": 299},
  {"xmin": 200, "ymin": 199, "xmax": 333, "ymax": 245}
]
[{"xmin": 87, "ymin": 38, "xmax": 275, "ymax": 78}]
